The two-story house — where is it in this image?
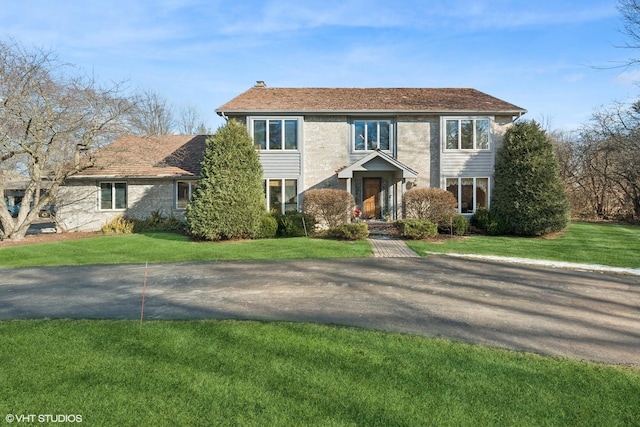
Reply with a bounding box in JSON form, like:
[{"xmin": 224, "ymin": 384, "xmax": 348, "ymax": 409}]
[
  {"xmin": 216, "ymin": 82, "xmax": 526, "ymax": 220},
  {"xmin": 55, "ymin": 83, "xmax": 525, "ymax": 232}
]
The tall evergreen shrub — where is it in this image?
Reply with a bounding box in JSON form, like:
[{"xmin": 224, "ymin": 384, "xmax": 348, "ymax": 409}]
[
  {"xmin": 185, "ymin": 120, "xmax": 265, "ymax": 240},
  {"xmin": 491, "ymin": 120, "xmax": 570, "ymax": 236}
]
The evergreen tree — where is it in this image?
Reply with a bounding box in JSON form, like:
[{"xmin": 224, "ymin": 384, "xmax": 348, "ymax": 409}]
[
  {"xmin": 491, "ymin": 120, "xmax": 570, "ymax": 236},
  {"xmin": 185, "ymin": 120, "xmax": 264, "ymax": 240}
]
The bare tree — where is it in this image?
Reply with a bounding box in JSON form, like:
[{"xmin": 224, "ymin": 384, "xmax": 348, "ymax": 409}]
[
  {"xmin": 177, "ymin": 104, "xmax": 211, "ymax": 135},
  {"xmin": 0, "ymin": 40, "xmax": 131, "ymax": 240},
  {"xmin": 618, "ymin": 0, "xmax": 640, "ymax": 66},
  {"xmin": 127, "ymin": 89, "xmax": 175, "ymax": 135}
]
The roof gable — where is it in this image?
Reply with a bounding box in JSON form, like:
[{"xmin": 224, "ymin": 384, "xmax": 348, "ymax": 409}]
[
  {"xmin": 217, "ymin": 86, "xmax": 526, "ymax": 115},
  {"xmin": 74, "ymin": 135, "xmax": 208, "ymax": 178},
  {"xmin": 337, "ymin": 150, "xmax": 418, "ymax": 179}
]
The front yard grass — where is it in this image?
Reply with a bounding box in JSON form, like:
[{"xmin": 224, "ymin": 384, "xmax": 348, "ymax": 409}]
[
  {"xmin": 406, "ymin": 222, "xmax": 640, "ymax": 268},
  {"xmin": 1, "ymin": 319, "xmax": 638, "ymax": 426},
  {"xmin": 0, "ymin": 233, "xmax": 371, "ymax": 268}
]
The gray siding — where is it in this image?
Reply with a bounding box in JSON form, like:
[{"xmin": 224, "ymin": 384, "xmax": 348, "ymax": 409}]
[
  {"xmin": 440, "ymin": 151, "xmax": 494, "ymax": 176},
  {"xmin": 259, "ymin": 152, "xmax": 301, "ymax": 179}
]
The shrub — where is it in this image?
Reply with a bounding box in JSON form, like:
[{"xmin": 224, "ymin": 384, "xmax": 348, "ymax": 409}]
[
  {"xmin": 185, "ymin": 120, "xmax": 264, "ymax": 241},
  {"xmin": 492, "ymin": 120, "xmax": 570, "ymax": 236},
  {"xmin": 255, "ymin": 213, "xmax": 278, "ymax": 239},
  {"xmin": 101, "ymin": 215, "xmax": 134, "ymax": 234},
  {"xmin": 394, "ymin": 219, "xmax": 437, "ymax": 240},
  {"xmin": 452, "ymin": 214, "xmax": 468, "ymax": 236},
  {"xmin": 327, "ymin": 223, "xmax": 369, "ymax": 240},
  {"xmin": 275, "ymin": 211, "xmax": 315, "ymax": 237},
  {"xmin": 470, "ymin": 208, "xmax": 508, "ymax": 235},
  {"xmin": 404, "ymin": 188, "xmax": 457, "ymax": 226},
  {"xmin": 470, "ymin": 207, "xmax": 491, "ymax": 230},
  {"xmin": 131, "ymin": 210, "xmax": 184, "ymax": 233},
  {"xmin": 302, "ymin": 189, "xmax": 355, "ymax": 228}
]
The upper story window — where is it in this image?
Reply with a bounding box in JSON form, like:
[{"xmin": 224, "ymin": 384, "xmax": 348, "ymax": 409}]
[
  {"xmin": 100, "ymin": 182, "xmax": 127, "ymax": 210},
  {"xmin": 354, "ymin": 120, "xmax": 391, "ymax": 151},
  {"xmin": 445, "ymin": 118, "xmax": 490, "ymax": 150},
  {"xmin": 252, "ymin": 118, "xmax": 298, "ymax": 150}
]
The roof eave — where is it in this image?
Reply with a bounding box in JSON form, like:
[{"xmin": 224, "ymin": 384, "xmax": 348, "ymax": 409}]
[{"xmin": 218, "ymin": 109, "xmax": 528, "ymax": 116}]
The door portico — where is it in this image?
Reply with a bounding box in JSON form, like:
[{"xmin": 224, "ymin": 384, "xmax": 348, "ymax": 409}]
[{"xmin": 337, "ymin": 150, "xmax": 418, "ymax": 220}]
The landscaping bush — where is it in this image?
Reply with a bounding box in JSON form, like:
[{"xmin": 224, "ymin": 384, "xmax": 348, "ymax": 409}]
[
  {"xmin": 255, "ymin": 213, "xmax": 278, "ymax": 239},
  {"xmin": 394, "ymin": 219, "xmax": 438, "ymax": 240},
  {"xmin": 492, "ymin": 120, "xmax": 570, "ymax": 236},
  {"xmin": 404, "ymin": 188, "xmax": 457, "ymax": 226},
  {"xmin": 131, "ymin": 210, "xmax": 184, "ymax": 233},
  {"xmin": 470, "ymin": 208, "xmax": 508, "ymax": 235},
  {"xmin": 451, "ymin": 214, "xmax": 468, "ymax": 236},
  {"xmin": 327, "ymin": 223, "xmax": 369, "ymax": 240},
  {"xmin": 101, "ymin": 215, "xmax": 134, "ymax": 234},
  {"xmin": 275, "ymin": 211, "xmax": 315, "ymax": 237},
  {"xmin": 302, "ymin": 189, "xmax": 355, "ymax": 228},
  {"xmin": 185, "ymin": 120, "xmax": 264, "ymax": 241},
  {"xmin": 470, "ymin": 207, "xmax": 491, "ymax": 230}
]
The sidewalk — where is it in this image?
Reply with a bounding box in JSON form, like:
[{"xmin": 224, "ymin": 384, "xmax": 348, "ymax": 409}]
[
  {"xmin": 368, "ymin": 236, "xmax": 420, "ymax": 258},
  {"xmin": 426, "ymin": 251, "xmax": 640, "ymax": 276}
]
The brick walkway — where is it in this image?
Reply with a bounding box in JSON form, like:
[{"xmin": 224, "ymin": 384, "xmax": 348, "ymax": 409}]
[{"xmin": 368, "ymin": 236, "xmax": 420, "ymax": 258}]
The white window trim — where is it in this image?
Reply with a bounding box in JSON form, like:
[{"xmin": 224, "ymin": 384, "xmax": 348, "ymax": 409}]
[
  {"xmin": 248, "ymin": 116, "xmax": 302, "ymax": 151},
  {"xmin": 99, "ymin": 182, "xmax": 127, "ymax": 211},
  {"xmin": 445, "ymin": 177, "xmax": 490, "ymax": 214},
  {"xmin": 351, "ymin": 119, "xmax": 394, "ymax": 153},
  {"xmin": 442, "ymin": 117, "xmax": 492, "ymax": 151},
  {"xmin": 175, "ymin": 180, "xmax": 197, "ymax": 210}
]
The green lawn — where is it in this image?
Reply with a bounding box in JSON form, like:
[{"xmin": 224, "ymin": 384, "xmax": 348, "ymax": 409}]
[
  {"xmin": 0, "ymin": 233, "xmax": 371, "ymax": 268},
  {"xmin": 1, "ymin": 319, "xmax": 638, "ymax": 426},
  {"xmin": 407, "ymin": 222, "xmax": 640, "ymax": 268}
]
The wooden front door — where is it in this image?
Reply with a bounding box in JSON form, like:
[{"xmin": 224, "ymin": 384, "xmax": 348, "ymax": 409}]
[{"xmin": 363, "ymin": 178, "xmax": 381, "ymax": 219}]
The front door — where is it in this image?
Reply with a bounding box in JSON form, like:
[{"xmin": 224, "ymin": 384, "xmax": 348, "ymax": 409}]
[{"xmin": 363, "ymin": 178, "xmax": 381, "ymax": 219}]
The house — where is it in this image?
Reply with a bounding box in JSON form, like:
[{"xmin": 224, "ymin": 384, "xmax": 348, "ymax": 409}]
[
  {"xmin": 216, "ymin": 82, "xmax": 526, "ymax": 220},
  {"xmin": 56, "ymin": 135, "xmax": 207, "ymax": 231},
  {"xmin": 56, "ymin": 83, "xmax": 526, "ymax": 232}
]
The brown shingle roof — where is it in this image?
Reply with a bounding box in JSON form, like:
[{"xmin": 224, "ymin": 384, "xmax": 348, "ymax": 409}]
[
  {"xmin": 74, "ymin": 135, "xmax": 207, "ymax": 178},
  {"xmin": 216, "ymin": 86, "xmax": 526, "ymax": 115}
]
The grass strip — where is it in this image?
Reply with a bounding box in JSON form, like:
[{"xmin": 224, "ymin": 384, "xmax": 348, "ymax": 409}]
[{"xmin": 407, "ymin": 222, "xmax": 640, "ymax": 268}]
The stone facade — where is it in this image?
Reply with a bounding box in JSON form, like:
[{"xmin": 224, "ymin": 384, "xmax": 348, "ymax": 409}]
[{"xmin": 57, "ymin": 178, "xmax": 183, "ymax": 232}]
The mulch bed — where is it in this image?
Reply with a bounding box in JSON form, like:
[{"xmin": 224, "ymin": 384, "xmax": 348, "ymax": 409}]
[{"xmin": 0, "ymin": 232, "xmax": 98, "ymax": 247}]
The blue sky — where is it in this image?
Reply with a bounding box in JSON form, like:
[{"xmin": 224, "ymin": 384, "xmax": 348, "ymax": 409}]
[{"xmin": 1, "ymin": 0, "xmax": 636, "ymax": 131}]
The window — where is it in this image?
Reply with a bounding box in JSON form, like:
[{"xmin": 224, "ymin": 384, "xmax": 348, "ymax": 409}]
[
  {"xmin": 354, "ymin": 120, "xmax": 391, "ymax": 151},
  {"xmin": 445, "ymin": 118, "xmax": 490, "ymax": 150},
  {"xmin": 100, "ymin": 182, "xmax": 127, "ymax": 210},
  {"xmin": 265, "ymin": 179, "xmax": 298, "ymax": 213},
  {"xmin": 176, "ymin": 181, "xmax": 197, "ymax": 209},
  {"xmin": 446, "ymin": 177, "xmax": 489, "ymax": 214},
  {"xmin": 252, "ymin": 119, "xmax": 298, "ymax": 150}
]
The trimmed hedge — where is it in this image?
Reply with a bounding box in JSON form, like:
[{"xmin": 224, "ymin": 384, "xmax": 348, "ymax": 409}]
[
  {"xmin": 394, "ymin": 219, "xmax": 438, "ymax": 239},
  {"xmin": 327, "ymin": 223, "xmax": 369, "ymax": 240},
  {"xmin": 255, "ymin": 213, "xmax": 278, "ymax": 239}
]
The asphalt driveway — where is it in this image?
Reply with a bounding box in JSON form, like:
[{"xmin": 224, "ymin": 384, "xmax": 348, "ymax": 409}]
[{"xmin": 1, "ymin": 256, "xmax": 639, "ymax": 366}]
